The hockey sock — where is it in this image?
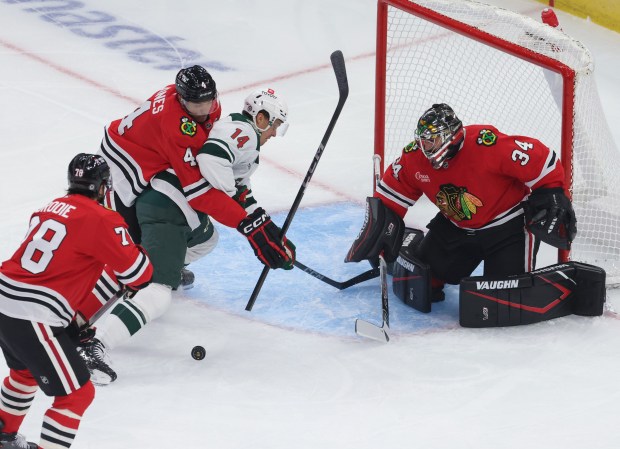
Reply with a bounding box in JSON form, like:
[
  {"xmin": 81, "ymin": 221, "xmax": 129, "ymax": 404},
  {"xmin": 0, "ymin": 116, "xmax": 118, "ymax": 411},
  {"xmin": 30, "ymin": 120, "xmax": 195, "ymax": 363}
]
[
  {"xmin": 98, "ymin": 283, "xmax": 172, "ymax": 350},
  {"xmin": 0, "ymin": 369, "xmax": 39, "ymax": 433},
  {"xmin": 40, "ymin": 381, "xmax": 95, "ymax": 449},
  {"xmin": 96, "ymin": 312, "xmax": 133, "ymax": 350}
]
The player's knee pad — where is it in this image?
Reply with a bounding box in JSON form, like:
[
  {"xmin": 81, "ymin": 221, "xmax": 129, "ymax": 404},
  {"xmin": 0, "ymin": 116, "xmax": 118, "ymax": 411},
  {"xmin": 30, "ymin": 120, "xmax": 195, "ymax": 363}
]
[
  {"xmin": 345, "ymin": 197, "xmax": 405, "ymax": 264},
  {"xmin": 392, "ymin": 228, "xmax": 433, "ymax": 313},
  {"xmin": 129, "ymin": 283, "xmax": 172, "ymax": 322},
  {"xmin": 185, "ymin": 227, "xmax": 219, "ymax": 264},
  {"xmin": 52, "ymin": 380, "xmax": 95, "ymax": 416},
  {"xmin": 459, "ymin": 261, "xmax": 606, "ymax": 327}
]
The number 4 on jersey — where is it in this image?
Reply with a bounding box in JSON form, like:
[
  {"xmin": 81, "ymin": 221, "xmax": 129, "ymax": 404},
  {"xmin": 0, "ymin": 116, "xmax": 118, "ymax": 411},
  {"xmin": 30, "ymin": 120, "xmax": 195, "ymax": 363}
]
[{"xmin": 511, "ymin": 139, "xmax": 534, "ymax": 166}]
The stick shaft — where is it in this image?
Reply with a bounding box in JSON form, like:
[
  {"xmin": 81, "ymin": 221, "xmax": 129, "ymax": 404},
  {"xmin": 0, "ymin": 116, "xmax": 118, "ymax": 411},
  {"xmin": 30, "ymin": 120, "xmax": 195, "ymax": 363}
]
[{"xmin": 245, "ymin": 51, "xmax": 349, "ymax": 311}]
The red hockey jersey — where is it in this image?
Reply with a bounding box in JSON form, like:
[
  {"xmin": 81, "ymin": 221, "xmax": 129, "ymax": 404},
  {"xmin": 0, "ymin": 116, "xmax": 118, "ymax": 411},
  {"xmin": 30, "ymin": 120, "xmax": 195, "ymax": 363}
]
[
  {"xmin": 376, "ymin": 124, "xmax": 565, "ymax": 230},
  {"xmin": 0, "ymin": 194, "xmax": 153, "ymax": 327},
  {"xmin": 101, "ymin": 84, "xmax": 221, "ymax": 210}
]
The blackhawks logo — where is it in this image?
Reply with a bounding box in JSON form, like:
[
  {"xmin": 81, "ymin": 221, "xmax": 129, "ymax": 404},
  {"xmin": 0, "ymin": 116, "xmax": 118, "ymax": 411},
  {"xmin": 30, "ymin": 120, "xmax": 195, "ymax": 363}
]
[
  {"xmin": 477, "ymin": 129, "xmax": 497, "ymax": 146},
  {"xmin": 180, "ymin": 117, "xmax": 197, "ymax": 137},
  {"xmin": 435, "ymin": 184, "xmax": 483, "ymax": 221}
]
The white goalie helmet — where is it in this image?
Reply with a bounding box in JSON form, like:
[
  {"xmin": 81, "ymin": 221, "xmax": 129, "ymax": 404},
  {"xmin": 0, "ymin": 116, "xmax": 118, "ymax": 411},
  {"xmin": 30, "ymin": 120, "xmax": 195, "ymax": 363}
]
[{"xmin": 243, "ymin": 88, "xmax": 289, "ymax": 136}]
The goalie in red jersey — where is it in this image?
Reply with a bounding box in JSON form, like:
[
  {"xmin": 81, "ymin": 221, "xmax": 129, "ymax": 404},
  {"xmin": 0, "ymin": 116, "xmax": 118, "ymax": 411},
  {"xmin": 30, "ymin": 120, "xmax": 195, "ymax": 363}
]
[
  {"xmin": 0, "ymin": 154, "xmax": 153, "ymax": 449},
  {"xmin": 347, "ymin": 103, "xmax": 580, "ymax": 317}
]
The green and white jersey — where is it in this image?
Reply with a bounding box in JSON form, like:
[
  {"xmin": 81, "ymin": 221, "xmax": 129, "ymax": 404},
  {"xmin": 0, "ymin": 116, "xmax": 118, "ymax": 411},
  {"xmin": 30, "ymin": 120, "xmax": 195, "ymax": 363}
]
[
  {"xmin": 149, "ymin": 113, "xmax": 261, "ymax": 230},
  {"xmin": 196, "ymin": 113, "xmax": 261, "ymax": 196}
]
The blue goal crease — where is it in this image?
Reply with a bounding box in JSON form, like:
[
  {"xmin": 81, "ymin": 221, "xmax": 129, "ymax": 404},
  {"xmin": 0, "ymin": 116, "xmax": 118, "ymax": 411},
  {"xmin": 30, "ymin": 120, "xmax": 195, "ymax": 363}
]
[{"xmin": 184, "ymin": 202, "xmax": 460, "ymax": 337}]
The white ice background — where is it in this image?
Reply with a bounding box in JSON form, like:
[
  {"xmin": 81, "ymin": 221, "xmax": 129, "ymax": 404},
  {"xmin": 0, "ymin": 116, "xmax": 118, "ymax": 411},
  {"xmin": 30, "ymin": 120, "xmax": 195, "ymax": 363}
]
[{"xmin": 1, "ymin": 1, "xmax": 619, "ymax": 448}]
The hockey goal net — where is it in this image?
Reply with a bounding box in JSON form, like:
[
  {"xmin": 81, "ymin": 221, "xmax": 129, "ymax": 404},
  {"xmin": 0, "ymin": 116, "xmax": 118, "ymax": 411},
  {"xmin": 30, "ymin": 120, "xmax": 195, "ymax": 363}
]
[{"xmin": 375, "ymin": 0, "xmax": 620, "ymax": 286}]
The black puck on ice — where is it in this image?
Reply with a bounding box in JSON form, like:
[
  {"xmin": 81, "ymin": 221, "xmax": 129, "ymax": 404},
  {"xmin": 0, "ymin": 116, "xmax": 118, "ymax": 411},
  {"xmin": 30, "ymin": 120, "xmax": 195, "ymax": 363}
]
[{"xmin": 191, "ymin": 345, "xmax": 206, "ymax": 360}]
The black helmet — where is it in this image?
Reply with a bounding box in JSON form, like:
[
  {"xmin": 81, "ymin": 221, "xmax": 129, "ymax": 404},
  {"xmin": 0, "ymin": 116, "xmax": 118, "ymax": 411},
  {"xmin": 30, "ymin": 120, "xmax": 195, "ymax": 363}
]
[
  {"xmin": 175, "ymin": 65, "xmax": 217, "ymax": 103},
  {"xmin": 415, "ymin": 103, "xmax": 463, "ymax": 169},
  {"xmin": 67, "ymin": 153, "xmax": 110, "ymax": 196}
]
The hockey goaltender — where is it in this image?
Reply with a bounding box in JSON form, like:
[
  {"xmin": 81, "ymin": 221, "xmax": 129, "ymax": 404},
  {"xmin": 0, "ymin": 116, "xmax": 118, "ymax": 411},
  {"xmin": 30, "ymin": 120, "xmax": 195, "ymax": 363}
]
[{"xmin": 345, "ymin": 104, "xmax": 605, "ymax": 328}]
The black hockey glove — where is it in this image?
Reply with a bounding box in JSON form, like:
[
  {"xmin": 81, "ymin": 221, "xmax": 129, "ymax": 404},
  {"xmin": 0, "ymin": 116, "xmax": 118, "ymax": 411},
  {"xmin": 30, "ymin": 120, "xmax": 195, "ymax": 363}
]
[
  {"xmin": 237, "ymin": 208, "xmax": 293, "ymax": 269},
  {"xmin": 523, "ymin": 187, "xmax": 577, "ymax": 249},
  {"xmin": 66, "ymin": 317, "xmax": 96, "ymax": 346}
]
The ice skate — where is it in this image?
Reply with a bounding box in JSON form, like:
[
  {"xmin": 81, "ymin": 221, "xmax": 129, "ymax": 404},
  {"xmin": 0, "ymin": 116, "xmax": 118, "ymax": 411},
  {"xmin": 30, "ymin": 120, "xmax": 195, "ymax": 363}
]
[
  {"xmin": 0, "ymin": 421, "xmax": 38, "ymax": 449},
  {"xmin": 78, "ymin": 338, "xmax": 117, "ymax": 386}
]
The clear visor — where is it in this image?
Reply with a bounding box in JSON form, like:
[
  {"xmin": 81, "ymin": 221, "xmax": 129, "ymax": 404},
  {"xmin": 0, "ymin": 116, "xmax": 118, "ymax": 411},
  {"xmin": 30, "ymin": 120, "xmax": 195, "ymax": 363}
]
[
  {"xmin": 182, "ymin": 97, "xmax": 216, "ymax": 116},
  {"xmin": 272, "ymin": 119, "xmax": 289, "ymax": 137}
]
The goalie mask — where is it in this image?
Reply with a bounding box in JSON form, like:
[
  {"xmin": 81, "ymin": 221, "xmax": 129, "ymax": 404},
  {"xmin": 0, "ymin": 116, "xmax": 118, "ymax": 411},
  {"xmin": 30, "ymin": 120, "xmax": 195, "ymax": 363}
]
[
  {"xmin": 415, "ymin": 103, "xmax": 464, "ymax": 169},
  {"xmin": 244, "ymin": 88, "xmax": 289, "ymax": 136}
]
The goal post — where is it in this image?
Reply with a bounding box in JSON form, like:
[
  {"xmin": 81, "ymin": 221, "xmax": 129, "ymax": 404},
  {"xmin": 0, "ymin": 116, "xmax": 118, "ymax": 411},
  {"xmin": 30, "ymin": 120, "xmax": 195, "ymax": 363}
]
[{"xmin": 375, "ymin": 0, "xmax": 620, "ymax": 285}]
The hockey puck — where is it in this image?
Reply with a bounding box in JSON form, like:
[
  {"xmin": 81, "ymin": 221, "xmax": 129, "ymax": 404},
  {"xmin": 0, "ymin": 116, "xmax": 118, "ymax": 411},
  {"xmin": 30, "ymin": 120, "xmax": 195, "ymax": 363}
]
[{"xmin": 191, "ymin": 345, "xmax": 206, "ymax": 360}]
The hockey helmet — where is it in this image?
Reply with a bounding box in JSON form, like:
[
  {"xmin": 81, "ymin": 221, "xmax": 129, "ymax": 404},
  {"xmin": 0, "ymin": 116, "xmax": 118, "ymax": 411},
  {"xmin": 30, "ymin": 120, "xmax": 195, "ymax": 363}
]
[
  {"xmin": 67, "ymin": 153, "xmax": 111, "ymax": 196},
  {"xmin": 415, "ymin": 103, "xmax": 464, "ymax": 169},
  {"xmin": 175, "ymin": 65, "xmax": 217, "ymax": 103},
  {"xmin": 243, "ymin": 88, "xmax": 289, "ymax": 136}
]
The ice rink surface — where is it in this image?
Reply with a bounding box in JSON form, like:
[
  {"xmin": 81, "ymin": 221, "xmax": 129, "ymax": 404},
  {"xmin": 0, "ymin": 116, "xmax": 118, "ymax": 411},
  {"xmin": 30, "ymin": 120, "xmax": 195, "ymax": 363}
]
[{"xmin": 1, "ymin": 0, "xmax": 619, "ymax": 448}]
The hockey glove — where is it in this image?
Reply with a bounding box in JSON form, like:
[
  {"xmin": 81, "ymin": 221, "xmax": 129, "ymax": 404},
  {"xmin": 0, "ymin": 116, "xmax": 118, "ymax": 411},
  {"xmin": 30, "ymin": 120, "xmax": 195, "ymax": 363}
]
[
  {"xmin": 237, "ymin": 208, "xmax": 292, "ymax": 269},
  {"xmin": 523, "ymin": 187, "xmax": 577, "ymax": 249},
  {"xmin": 66, "ymin": 315, "xmax": 97, "ymax": 346}
]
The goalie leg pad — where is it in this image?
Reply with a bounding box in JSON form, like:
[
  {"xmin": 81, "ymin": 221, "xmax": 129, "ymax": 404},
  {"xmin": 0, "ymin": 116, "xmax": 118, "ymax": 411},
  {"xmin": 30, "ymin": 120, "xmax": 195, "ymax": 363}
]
[
  {"xmin": 459, "ymin": 261, "xmax": 606, "ymax": 327},
  {"xmin": 392, "ymin": 228, "xmax": 432, "ymax": 313},
  {"xmin": 345, "ymin": 197, "xmax": 405, "ymax": 263}
]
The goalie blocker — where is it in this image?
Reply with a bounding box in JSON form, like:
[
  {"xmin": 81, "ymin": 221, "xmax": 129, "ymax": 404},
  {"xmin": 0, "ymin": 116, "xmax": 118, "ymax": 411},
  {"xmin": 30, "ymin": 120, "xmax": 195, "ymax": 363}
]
[{"xmin": 459, "ymin": 261, "xmax": 606, "ymax": 327}]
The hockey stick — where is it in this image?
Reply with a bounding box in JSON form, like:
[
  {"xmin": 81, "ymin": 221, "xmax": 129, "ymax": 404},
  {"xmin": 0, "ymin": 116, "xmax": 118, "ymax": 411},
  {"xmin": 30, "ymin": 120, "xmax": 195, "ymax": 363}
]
[
  {"xmin": 245, "ymin": 50, "xmax": 349, "ymax": 311},
  {"xmin": 293, "ymin": 260, "xmax": 379, "ymax": 290},
  {"xmin": 89, "ymin": 290, "xmax": 125, "ymax": 325},
  {"xmin": 355, "ymin": 253, "xmax": 390, "ymax": 342},
  {"xmin": 354, "ymin": 155, "xmax": 390, "ymax": 342}
]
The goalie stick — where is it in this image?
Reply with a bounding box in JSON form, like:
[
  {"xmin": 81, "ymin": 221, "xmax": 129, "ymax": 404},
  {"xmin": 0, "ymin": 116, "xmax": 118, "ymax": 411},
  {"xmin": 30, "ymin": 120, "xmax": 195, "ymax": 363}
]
[
  {"xmin": 294, "ymin": 260, "xmax": 379, "ymax": 290},
  {"xmin": 355, "ymin": 253, "xmax": 390, "ymax": 342},
  {"xmin": 245, "ymin": 50, "xmax": 349, "ymax": 311},
  {"xmin": 355, "ymin": 155, "xmax": 391, "ymax": 342}
]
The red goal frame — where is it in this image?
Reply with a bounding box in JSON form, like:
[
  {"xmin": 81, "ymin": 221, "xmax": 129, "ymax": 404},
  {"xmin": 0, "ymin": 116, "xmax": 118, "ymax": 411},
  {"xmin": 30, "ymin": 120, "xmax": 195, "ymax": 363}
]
[{"xmin": 374, "ymin": 0, "xmax": 574, "ymax": 262}]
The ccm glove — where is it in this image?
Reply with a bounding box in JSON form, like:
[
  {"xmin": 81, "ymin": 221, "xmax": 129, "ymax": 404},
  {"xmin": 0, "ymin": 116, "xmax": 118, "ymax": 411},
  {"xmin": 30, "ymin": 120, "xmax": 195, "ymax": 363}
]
[
  {"xmin": 237, "ymin": 208, "xmax": 292, "ymax": 269},
  {"xmin": 523, "ymin": 187, "xmax": 577, "ymax": 249}
]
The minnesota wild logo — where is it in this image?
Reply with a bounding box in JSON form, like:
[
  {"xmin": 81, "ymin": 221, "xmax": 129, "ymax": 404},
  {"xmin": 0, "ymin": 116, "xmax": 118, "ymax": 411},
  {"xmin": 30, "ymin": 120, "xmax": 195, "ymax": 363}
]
[
  {"xmin": 477, "ymin": 129, "xmax": 497, "ymax": 146},
  {"xmin": 180, "ymin": 116, "xmax": 197, "ymax": 136},
  {"xmin": 435, "ymin": 184, "xmax": 483, "ymax": 221}
]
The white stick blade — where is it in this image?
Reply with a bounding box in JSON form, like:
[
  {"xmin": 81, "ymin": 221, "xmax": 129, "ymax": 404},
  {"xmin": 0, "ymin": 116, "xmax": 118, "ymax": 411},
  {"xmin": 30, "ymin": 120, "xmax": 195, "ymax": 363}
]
[{"xmin": 355, "ymin": 319, "xmax": 390, "ymax": 343}]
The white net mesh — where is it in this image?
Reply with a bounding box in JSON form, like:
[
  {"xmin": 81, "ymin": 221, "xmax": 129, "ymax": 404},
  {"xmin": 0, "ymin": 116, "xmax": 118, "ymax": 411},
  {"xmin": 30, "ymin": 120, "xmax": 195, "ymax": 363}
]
[{"xmin": 379, "ymin": 0, "xmax": 620, "ymax": 285}]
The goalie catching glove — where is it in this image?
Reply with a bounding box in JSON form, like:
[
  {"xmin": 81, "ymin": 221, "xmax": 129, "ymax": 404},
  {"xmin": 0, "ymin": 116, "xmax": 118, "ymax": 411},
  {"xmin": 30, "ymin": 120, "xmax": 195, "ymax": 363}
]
[
  {"xmin": 237, "ymin": 207, "xmax": 296, "ymax": 270},
  {"xmin": 523, "ymin": 187, "xmax": 577, "ymax": 249}
]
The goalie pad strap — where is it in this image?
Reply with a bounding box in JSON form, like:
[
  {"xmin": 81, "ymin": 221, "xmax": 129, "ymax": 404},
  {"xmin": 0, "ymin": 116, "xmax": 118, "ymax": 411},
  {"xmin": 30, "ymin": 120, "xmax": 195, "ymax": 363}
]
[{"xmin": 459, "ymin": 261, "xmax": 606, "ymax": 328}]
